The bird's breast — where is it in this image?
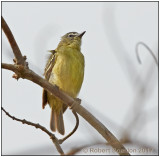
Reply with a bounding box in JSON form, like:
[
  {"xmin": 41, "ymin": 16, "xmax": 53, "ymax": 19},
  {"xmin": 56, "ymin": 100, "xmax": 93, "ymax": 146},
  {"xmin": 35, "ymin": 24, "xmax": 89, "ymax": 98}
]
[{"xmin": 49, "ymin": 49, "xmax": 84, "ymax": 98}]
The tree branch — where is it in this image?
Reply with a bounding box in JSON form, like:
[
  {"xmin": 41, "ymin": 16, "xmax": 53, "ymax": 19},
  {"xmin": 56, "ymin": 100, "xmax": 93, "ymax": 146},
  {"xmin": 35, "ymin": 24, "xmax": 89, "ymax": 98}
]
[
  {"xmin": 2, "ymin": 63, "xmax": 130, "ymax": 155},
  {"xmin": 2, "ymin": 16, "xmax": 28, "ymax": 67},
  {"xmin": 59, "ymin": 110, "xmax": 79, "ymax": 144},
  {"xmin": 2, "ymin": 16, "xmax": 130, "ymax": 155},
  {"xmin": 2, "ymin": 107, "xmax": 64, "ymax": 155},
  {"xmin": 136, "ymin": 41, "xmax": 158, "ymax": 66}
]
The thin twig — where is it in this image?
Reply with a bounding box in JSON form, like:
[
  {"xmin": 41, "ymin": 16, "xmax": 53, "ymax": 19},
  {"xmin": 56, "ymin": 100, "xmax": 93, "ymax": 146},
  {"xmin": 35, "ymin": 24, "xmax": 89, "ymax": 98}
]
[
  {"xmin": 2, "ymin": 16, "xmax": 130, "ymax": 155},
  {"xmin": 121, "ymin": 42, "xmax": 158, "ymax": 142},
  {"xmin": 136, "ymin": 41, "xmax": 158, "ymax": 66},
  {"xmin": 59, "ymin": 110, "xmax": 79, "ymax": 144},
  {"xmin": 2, "ymin": 107, "xmax": 64, "ymax": 155}
]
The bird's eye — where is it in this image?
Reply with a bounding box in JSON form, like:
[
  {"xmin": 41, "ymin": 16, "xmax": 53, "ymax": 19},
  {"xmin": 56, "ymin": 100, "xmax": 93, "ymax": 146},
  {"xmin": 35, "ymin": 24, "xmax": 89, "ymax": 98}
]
[{"xmin": 68, "ymin": 34, "xmax": 74, "ymax": 38}]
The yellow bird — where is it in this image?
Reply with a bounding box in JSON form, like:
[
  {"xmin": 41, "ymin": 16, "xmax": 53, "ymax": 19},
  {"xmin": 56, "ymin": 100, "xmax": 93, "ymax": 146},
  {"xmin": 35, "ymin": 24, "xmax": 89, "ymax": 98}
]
[{"xmin": 42, "ymin": 31, "xmax": 85, "ymax": 135}]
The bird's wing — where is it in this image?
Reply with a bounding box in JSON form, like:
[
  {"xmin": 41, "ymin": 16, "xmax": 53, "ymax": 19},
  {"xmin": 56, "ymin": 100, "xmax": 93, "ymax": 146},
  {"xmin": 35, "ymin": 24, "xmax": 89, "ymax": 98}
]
[
  {"xmin": 44, "ymin": 50, "xmax": 57, "ymax": 80},
  {"xmin": 42, "ymin": 50, "xmax": 68, "ymax": 112},
  {"xmin": 42, "ymin": 50, "xmax": 56, "ymax": 109}
]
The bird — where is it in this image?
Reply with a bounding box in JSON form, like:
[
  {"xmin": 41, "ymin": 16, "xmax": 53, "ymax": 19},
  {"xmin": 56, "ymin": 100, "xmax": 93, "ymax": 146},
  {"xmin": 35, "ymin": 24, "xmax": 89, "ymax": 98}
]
[{"xmin": 42, "ymin": 31, "xmax": 85, "ymax": 135}]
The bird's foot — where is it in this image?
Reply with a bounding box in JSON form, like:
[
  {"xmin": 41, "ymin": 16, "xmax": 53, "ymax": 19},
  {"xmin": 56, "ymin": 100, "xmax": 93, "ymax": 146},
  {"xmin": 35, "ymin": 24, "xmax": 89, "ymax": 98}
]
[{"xmin": 69, "ymin": 98, "xmax": 81, "ymax": 110}]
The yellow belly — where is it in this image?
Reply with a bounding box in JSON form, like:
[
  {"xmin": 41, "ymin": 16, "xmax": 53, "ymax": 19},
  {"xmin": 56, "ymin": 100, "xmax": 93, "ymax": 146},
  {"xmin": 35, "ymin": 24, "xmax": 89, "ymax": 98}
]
[{"xmin": 48, "ymin": 49, "xmax": 84, "ymax": 112}]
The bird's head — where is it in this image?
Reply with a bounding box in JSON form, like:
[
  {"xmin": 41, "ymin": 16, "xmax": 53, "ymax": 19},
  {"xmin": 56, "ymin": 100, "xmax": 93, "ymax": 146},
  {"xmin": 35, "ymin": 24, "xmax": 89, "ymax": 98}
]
[{"xmin": 57, "ymin": 31, "xmax": 86, "ymax": 50}]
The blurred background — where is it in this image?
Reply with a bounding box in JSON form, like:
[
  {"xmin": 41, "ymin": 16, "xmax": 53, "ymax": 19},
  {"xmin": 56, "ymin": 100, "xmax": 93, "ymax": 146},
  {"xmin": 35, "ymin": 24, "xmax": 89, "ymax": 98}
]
[{"xmin": 2, "ymin": 2, "xmax": 158, "ymax": 155}]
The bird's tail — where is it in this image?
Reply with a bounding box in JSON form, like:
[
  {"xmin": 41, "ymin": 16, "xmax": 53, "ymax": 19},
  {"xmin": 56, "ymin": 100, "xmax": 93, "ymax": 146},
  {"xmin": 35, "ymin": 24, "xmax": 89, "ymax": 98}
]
[{"xmin": 50, "ymin": 107, "xmax": 65, "ymax": 135}]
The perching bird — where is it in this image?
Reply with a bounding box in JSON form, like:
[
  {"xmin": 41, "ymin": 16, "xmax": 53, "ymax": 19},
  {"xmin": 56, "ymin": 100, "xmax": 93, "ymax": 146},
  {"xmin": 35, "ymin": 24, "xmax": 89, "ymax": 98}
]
[{"xmin": 42, "ymin": 31, "xmax": 85, "ymax": 135}]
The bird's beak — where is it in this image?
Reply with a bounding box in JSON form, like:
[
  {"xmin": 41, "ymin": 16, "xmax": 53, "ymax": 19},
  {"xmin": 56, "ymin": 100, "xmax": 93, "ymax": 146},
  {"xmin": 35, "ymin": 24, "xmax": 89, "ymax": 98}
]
[
  {"xmin": 78, "ymin": 31, "xmax": 86, "ymax": 38},
  {"xmin": 48, "ymin": 50, "xmax": 55, "ymax": 54}
]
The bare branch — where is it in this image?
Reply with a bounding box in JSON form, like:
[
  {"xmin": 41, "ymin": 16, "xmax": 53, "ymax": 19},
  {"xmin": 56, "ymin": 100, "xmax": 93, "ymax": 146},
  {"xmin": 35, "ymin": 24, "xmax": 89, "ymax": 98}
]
[
  {"xmin": 2, "ymin": 107, "xmax": 64, "ymax": 155},
  {"xmin": 121, "ymin": 42, "xmax": 158, "ymax": 142},
  {"xmin": 59, "ymin": 110, "xmax": 79, "ymax": 144},
  {"xmin": 2, "ymin": 63, "xmax": 130, "ymax": 155},
  {"xmin": 2, "ymin": 17, "xmax": 130, "ymax": 155},
  {"xmin": 136, "ymin": 42, "xmax": 158, "ymax": 66},
  {"xmin": 2, "ymin": 16, "xmax": 28, "ymax": 67}
]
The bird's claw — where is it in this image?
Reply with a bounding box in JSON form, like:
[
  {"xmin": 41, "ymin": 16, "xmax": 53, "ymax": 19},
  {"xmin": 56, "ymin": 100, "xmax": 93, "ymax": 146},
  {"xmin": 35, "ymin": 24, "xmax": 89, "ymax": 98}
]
[{"xmin": 69, "ymin": 98, "xmax": 81, "ymax": 110}]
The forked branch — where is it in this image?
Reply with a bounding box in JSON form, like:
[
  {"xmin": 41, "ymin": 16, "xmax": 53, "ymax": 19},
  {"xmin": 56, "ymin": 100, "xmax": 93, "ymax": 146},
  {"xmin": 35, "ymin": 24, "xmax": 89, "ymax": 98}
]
[
  {"xmin": 2, "ymin": 107, "xmax": 64, "ymax": 155},
  {"xmin": 2, "ymin": 16, "xmax": 130, "ymax": 155}
]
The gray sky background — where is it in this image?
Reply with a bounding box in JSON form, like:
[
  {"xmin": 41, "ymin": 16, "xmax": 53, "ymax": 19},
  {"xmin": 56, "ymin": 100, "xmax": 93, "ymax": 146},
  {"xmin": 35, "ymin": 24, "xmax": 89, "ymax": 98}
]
[{"xmin": 2, "ymin": 2, "xmax": 158, "ymax": 155}]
